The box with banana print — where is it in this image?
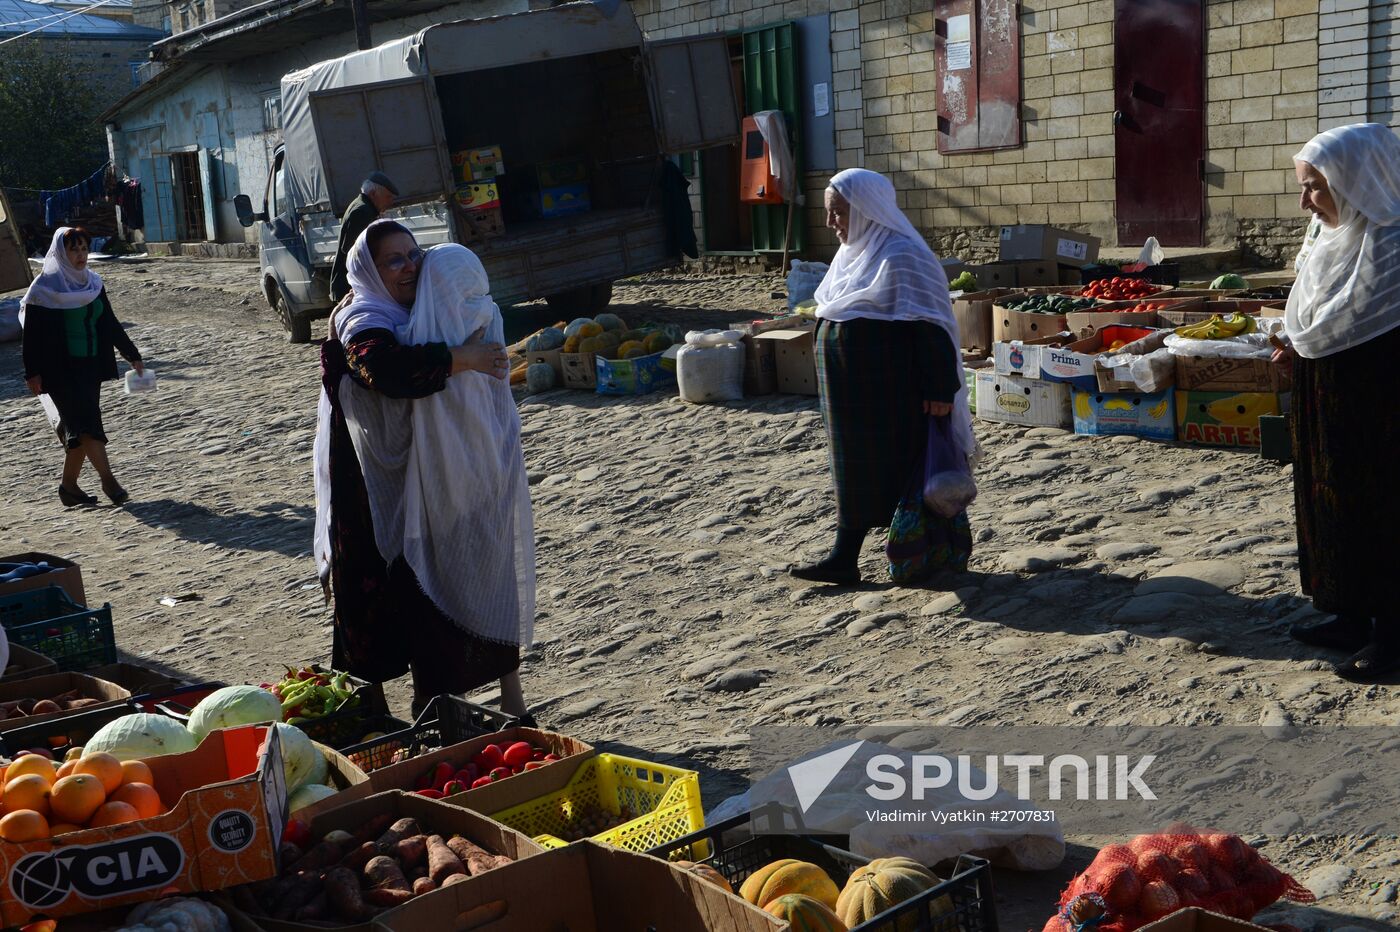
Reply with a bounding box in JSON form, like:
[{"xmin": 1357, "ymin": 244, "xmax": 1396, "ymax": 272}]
[
  {"xmin": 1072, "ymin": 389, "xmax": 1176, "ymax": 441},
  {"xmin": 1175, "ymin": 391, "xmax": 1284, "ymax": 447}
]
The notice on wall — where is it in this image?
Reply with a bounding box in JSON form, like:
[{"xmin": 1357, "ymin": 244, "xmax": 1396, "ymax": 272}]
[
  {"xmin": 813, "ymin": 82, "xmax": 830, "ymax": 117},
  {"xmin": 947, "ymin": 13, "xmax": 972, "ymax": 71}
]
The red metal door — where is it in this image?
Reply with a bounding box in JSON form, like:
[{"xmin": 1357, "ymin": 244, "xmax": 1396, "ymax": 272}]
[{"xmin": 1114, "ymin": 0, "xmax": 1205, "ymax": 246}]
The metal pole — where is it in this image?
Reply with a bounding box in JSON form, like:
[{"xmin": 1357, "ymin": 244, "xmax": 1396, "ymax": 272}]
[{"xmin": 350, "ymin": 0, "xmax": 372, "ymax": 50}]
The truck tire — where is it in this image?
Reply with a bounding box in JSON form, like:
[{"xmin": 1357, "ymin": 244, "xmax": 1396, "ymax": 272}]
[
  {"xmin": 277, "ymin": 293, "xmax": 312, "ymax": 344},
  {"xmin": 544, "ymin": 282, "xmax": 614, "ymax": 316},
  {"xmin": 589, "ymin": 281, "xmax": 614, "ymax": 313}
]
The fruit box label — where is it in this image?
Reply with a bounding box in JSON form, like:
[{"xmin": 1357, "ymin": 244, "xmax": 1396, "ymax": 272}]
[
  {"xmin": 1174, "ymin": 391, "xmax": 1281, "ymax": 448},
  {"xmin": 974, "ymin": 370, "xmax": 1072, "ymax": 428},
  {"xmin": 1073, "ymin": 390, "xmax": 1176, "ymax": 441}
]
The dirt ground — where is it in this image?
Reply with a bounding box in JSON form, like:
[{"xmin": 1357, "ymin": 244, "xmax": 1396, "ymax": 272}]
[{"xmin": 1, "ymin": 256, "xmax": 1395, "ymax": 930}]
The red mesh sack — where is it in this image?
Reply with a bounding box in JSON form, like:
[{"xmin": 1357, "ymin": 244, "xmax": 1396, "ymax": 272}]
[{"xmin": 1043, "ymin": 830, "xmax": 1314, "ymax": 932}]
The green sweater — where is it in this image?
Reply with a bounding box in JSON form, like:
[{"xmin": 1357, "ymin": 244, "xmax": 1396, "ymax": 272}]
[{"xmin": 60, "ymin": 299, "xmax": 103, "ymax": 358}]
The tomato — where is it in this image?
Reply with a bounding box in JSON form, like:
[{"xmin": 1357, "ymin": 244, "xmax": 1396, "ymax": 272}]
[
  {"xmin": 489, "ymin": 766, "xmax": 512, "ymax": 781},
  {"xmin": 284, "ymin": 818, "xmax": 312, "ymax": 848},
  {"xmin": 442, "ymin": 780, "xmax": 466, "ymax": 795}
]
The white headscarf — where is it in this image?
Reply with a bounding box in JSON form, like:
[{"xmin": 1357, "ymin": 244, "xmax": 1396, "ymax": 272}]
[
  {"xmin": 314, "ymin": 234, "xmax": 534, "ymax": 649},
  {"xmin": 335, "ymin": 219, "xmax": 414, "ymax": 341},
  {"xmin": 1285, "ymin": 123, "xmax": 1400, "ymax": 359},
  {"xmin": 813, "ymin": 168, "xmax": 976, "ymax": 464},
  {"xmin": 22, "ymin": 228, "xmax": 103, "ymax": 310}
]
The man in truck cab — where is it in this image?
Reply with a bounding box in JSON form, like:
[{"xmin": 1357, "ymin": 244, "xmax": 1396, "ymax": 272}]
[{"xmin": 329, "ymin": 171, "xmax": 399, "ymax": 302}]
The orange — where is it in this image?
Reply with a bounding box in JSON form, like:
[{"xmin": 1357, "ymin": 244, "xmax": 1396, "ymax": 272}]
[
  {"xmin": 48, "ymin": 822, "xmax": 83, "ymax": 837},
  {"xmin": 55, "ymin": 760, "xmax": 77, "ymax": 779},
  {"xmin": 50, "ymin": 774, "xmax": 107, "ymax": 825},
  {"xmin": 75, "ymin": 753, "xmax": 123, "ymax": 795},
  {"xmin": 119, "ymin": 760, "xmax": 154, "ymax": 787},
  {"xmin": 2, "ymin": 774, "xmax": 52, "ymax": 817},
  {"xmin": 5, "ymin": 755, "xmax": 56, "ymax": 786},
  {"xmin": 109, "ymin": 782, "xmax": 162, "ymax": 819},
  {"xmin": 0, "ymin": 810, "xmax": 49, "ymax": 842},
  {"xmin": 88, "ymin": 801, "xmax": 140, "ymax": 828}
]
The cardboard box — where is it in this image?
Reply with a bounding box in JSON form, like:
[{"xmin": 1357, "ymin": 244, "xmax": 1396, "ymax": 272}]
[
  {"xmin": 755, "ymin": 322, "xmax": 818, "ymax": 395},
  {"xmin": 1137, "ymin": 907, "xmax": 1272, "ymax": 932},
  {"xmin": 1175, "ymin": 390, "xmax": 1282, "ymax": 447},
  {"xmin": 974, "ymin": 370, "xmax": 1072, "ymax": 427},
  {"xmin": 537, "ymin": 183, "xmax": 591, "ymax": 219},
  {"xmin": 1155, "ymin": 299, "xmax": 1284, "ymax": 327},
  {"xmin": 953, "ymin": 288, "xmax": 1014, "ymax": 352},
  {"xmin": 60, "ymin": 900, "xmax": 269, "ymax": 932},
  {"xmin": 451, "ymin": 145, "xmax": 505, "ymax": 183},
  {"xmin": 992, "ymin": 296, "xmax": 1069, "ymax": 343},
  {"xmin": 993, "ymin": 335, "xmax": 1104, "ymax": 391},
  {"xmin": 940, "ymin": 256, "xmax": 967, "ymax": 280},
  {"xmin": 373, "ymin": 840, "xmax": 786, "ymax": 932},
  {"xmin": 536, "ymin": 159, "xmax": 589, "ymax": 188},
  {"xmin": 243, "ymin": 791, "xmax": 547, "ymax": 932},
  {"xmin": 0, "ymin": 644, "xmax": 58, "ymax": 683},
  {"xmin": 1058, "ymin": 264, "xmax": 1086, "ymax": 285},
  {"xmin": 1066, "ymin": 297, "xmax": 1202, "ymax": 333},
  {"xmin": 0, "ymin": 725, "xmax": 286, "ymax": 926},
  {"xmin": 458, "ymin": 205, "xmax": 504, "ymax": 244},
  {"xmin": 1066, "ymin": 326, "xmax": 1172, "ymax": 393},
  {"xmin": 972, "ymin": 262, "xmax": 1021, "ymax": 288},
  {"xmin": 1073, "ymin": 389, "xmax": 1176, "ymax": 440},
  {"xmin": 595, "ymin": 350, "xmax": 675, "ymax": 395},
  {"xmin": 737, "ymin": 315, "xmax": 810, "ymax": 396},
  {"xmin": 1174, "ymin": 353, "xmax": 1291, "ymax": 393},
  {"xmin": 0, "ymin": 671, "xmax": 130, "ymax": 727},
  {"xmin": 87, "ymin": 662, "xmax": 187, "ymax": 697},
  {"xmin": 0, "ymin": 552, "xmax": 85, "ymax": 606},
  {"xmin": 999, "ymin": 223, "xmax": 1101, "ymax": 267},
  {"xmin": 560, "ymin": 350, "xmax": 598, "ymax": 389},
  {"xmin": 1010, "ymin": 259, "xmax": 1060, "ymax": 286},
  {"xmin": 526, "ymin": 348, "xmax": 563, "ymax": 380},
  {"xmin": 454, "ymin": 181, "xmax": 500, "ymax": 212},
  {"xmin": 293, "ymin": 727, "xmax": 593, "ymax": 823}
]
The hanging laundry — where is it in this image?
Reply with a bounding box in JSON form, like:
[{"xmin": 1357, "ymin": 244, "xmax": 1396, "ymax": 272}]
[
  {"xmin": 42, "ymin": 162, "xmax": 111, "ymax": 228},
  {"xmin": 115, "ymin": 179, "xmax": 144, "ymax": 230}
]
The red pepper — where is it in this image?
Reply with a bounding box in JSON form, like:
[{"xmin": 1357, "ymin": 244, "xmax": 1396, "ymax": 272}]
[
  {"xmin": 432, "ymin": 761, "xmax": 456, "ymax": 792},
  {"xmin": 442, "ymin": 780, "xmax": 466, "ymax": 795},
  {"xmin": 524, "ymin": 761, "xmax": 546, "ymax": 771},
  {"xmin": 415, "ymin": 788, "xmax": 445, "ymax": 799},
  {"xmin": 284, "ymin": 818, "xmax": 312, "ymax": 848},
  {"xmin": 471, "ymin": 776, "xmax": 495, "ymax": 789},
  {"xmin": 489, "ymin": 766, "xmax": 512, "ymax": 781}
]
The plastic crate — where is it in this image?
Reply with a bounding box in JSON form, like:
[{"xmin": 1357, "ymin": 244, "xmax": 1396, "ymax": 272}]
[
  {"xmin": 0, "ymin": 701, "xmax": 136, "ymax": 757},
  {"xmin": 490, "ymin": 752, "xmax": 704, "ymax": 854},
  {"xmin": 648, "ymin": 808, "xmax": 999, "ymax": 932},
  {"xmin": 339, "ymin": 694, "xmax": 512, "ymax": 773},
  {"xmin": 280, "ymin": 664, "xmax": 397, "ymax": 751},
  {"xmin": 0, "ymin": 586, "xmax": 116, "ymax": 671}
]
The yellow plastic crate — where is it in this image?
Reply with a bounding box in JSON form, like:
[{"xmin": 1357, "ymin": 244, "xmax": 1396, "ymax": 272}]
[{"xmin": 488, "ymin": 752, "xmax": 705, "ymax": 854}]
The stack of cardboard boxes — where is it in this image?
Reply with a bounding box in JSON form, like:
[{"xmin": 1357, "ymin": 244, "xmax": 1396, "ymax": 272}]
[{"xmin": 452, "ymin": 145, "xmax": 507, "ymax": 243}]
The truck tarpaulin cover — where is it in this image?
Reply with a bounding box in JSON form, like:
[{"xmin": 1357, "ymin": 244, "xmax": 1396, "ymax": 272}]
[{"xmin": 278, "ymin": 1, "xmax": 642, "ymax": 214}]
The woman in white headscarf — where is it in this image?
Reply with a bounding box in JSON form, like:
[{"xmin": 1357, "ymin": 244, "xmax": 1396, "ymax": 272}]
[
  {"xmin": 22, "ymin": 227, "xmax": 144, "ymax": 507},
  {"xmin": 314, "ymin": 219, "xmax": 531, "ymax": 717},
  {"xmin": 1275, "ymin": 124, "xmax": 1400, "ymax": 681},
  {"xmin": 790, "ymin": 169, "xmax": 975, "ymax": 587}
]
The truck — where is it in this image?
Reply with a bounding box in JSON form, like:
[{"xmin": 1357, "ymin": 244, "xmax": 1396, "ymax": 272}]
[{"xmin": 235, "ymin": 1, "xmax": 739, "ymax": 342}]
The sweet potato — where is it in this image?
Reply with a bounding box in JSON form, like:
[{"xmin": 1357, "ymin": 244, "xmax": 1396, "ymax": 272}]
[
  {"xmin": 324, "ymin": 866, "xmax": 371, "ymax": 922},
  {"xmin": 354, "ymin": 813, "xmax": 397, "ymax": 846},
  {"xmin": 427, "ymin": 834, "xmax": 466, "ymax": 885},
  {"xmin": 446, "ymin": 835, "xmax": 499, "ymax": 877},
  {"xmin": 294, "ymin": 893, "xmax": 330, "ymax": 921},
  {"xmin": 278, "ymin": 841, "xmax": 304, "ymax": 870},
  {"xmin": 375, "ymin": 817, "xmax": 422, "ymax": 851},
  {"xmin": 364, "ymin": 855, "xmax": 412, "ymax": 892},
  {"xmin": 339, "ymin": 841, "xmax": 378, "ymax": 872},
  {"xmin": 441, "ymin": 872, "xmax": 471, "ymax": 888},
  {"xmin": 365, "ymin": 887, "xmax": 414, "ymax": 907},
  {"xmin": 413, "ymin": 876, "xmax": 436, "ymax": 896},
  {"xmin": 272, "ymin": 873, "xmax": 323, "ymax": 920},
  {"xmin": 393, "ymin": 834, "xmax": 428, "ymax": 867},
  {"xmin": 295, "ymin": 838, "xmax": 345, "ymax": 871}
]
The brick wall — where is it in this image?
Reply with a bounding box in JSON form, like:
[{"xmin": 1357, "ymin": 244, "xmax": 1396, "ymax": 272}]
[
  {"xmin": 40, "ymin": 36, "xmax": 154, "ymax": 109},
  {"xmin": 1318, "ymin": 0, "xmax": 1399, "ymax": 128}
]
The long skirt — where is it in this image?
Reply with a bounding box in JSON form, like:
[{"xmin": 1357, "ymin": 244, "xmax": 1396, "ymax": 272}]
[
  {"xmin": 1291, "ymin": 324, "xmax": 1400, "ymax": 619},
  {"xmin": 44, "ymin": 360, "xmax": 106, "ymax": 448}
]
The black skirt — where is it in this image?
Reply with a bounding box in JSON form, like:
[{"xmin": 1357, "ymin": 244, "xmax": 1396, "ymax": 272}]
[
  {"xmin": 1291, "ymin": 324, "xmax": 1400, "ymax": 618},
  {"xmin": 45, "ymin": 360, "xmax": 106, "ymax": 449}
]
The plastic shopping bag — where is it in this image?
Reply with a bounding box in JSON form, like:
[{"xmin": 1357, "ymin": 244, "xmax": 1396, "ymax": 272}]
[{"xmin": 922, "ymin": 416, "xmax": 977, "ymax": 518}]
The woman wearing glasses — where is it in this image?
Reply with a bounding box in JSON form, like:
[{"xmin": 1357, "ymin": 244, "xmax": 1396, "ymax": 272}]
[{"xmin": 313, "ymin": 220, "xmax": 526, "ymax": 717}]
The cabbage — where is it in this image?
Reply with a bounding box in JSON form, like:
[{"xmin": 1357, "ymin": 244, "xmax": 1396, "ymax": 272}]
[
  {"xmin": 1210, "ymin": 273, "xmax": 1249, "ymax": 290},
  {"xmin": 187, "ymin": 685, "xmax": 284, "ymax": 740},
  {"xmin": 287, "ymin": 783, "xmax": 338, "ymax": 814},
  {"xmin": 262, "ymin": 723, "xmax": 328, "ymax": 792},
  {"xmin": 86, "ymin": 714, "xmax": 198, "ymax": 760}
]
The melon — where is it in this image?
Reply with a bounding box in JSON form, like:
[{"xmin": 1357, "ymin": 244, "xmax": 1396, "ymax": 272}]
[
  {"xmin": 525, "ymin": 327, "xmax": 564, "ymax": 351},
  {"xmin": 740, "ymin": 860, "xmax": 840, "ymax": 910},
  {"xmin": 563, "ymin": 334, "xmax": 583, "ymax": 353},
  {"xmin": 616, "ymin": 340, "xmax": 645, "ymax": 359},
  {"xmin": 288, "ymin": 783, "xmax": 338, "ymax": 814},
  {"xmin": 576, "ymin": 322, "xmax": 604, "ymax": 340},
  {"xmin": 594, "ymin": 312, "xmax": 627, "ymax": 332},
  {"xmin": 85, "ymin": 714, "xmax": 199, "ymax": 760},
  {"xmin": 187, "ymin": 685, "xmax": 285, "ymax": 740},
  {"xmin": 835, "ymin": 857, "xmax": 949, "ymax": 929},
  {"xmin": 762, "ymin": 894, "xmax": 848, "ymax": 932},
  {"xmin": 595, "ymin": 331, "xmax": 621, "ymax": 350},
  {"xmin": 643, "ymin": 330, "xmax": 672, "ymax": 354},
  {"xmin": 563, "ymin": 318, "xmax": 595, "ymax": 339},
  {"xmin": 526, "ymin": 363, "xmax": 557, "ymax": 393}
]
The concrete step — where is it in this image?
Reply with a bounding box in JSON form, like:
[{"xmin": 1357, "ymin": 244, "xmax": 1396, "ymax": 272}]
[{"xmin": 146, "ymin": 241, "xmax": 258, "ymax": 260}]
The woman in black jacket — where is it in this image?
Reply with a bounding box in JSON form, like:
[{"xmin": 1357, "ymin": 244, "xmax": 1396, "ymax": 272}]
[{"xmin": 21, "ymin": 227, "xmax": 143, "ymax": 506}]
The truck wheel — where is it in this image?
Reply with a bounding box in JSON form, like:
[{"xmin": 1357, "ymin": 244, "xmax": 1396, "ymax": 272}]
[
  {"xmin": 277, "ymin": 293, "xmax": 312, "ymax": 344},
  {"xmin": 544, "ymin": 286, "xmax": 591, "ymax": 315},
  {"xmin": 589, "ymin": 281, "xmax": 614, "ymax": 313}
]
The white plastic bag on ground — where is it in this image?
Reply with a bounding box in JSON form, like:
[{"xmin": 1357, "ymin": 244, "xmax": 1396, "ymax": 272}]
[{"xmin": 678, "ymin": 329, "xmax": 744, "ymax": 403}]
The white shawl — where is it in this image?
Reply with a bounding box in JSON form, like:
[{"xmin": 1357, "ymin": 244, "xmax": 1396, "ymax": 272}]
[
  {"xmin": 814, "ymin": 168, "xmax": 976, "ymax": 464},
  {"xmin": 22, "ymin": 228, "xmax": 104, "ymax": 310},
  {"xmin": 1285, "ymin": 123, "xmax": 1400, "ymax": 359}
]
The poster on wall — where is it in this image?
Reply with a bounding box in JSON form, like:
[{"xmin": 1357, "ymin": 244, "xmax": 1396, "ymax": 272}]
[{"xmin": 947, "ymin": 14, "xmax": 972, "ymax": 70}]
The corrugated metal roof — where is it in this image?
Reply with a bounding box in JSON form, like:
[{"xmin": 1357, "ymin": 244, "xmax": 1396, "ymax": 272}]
[
  {"xmin": 0, "ymin": 0, "xmax": 165, "ymax": 37},
  {"xmin": 30, "ymin": 0, "xmax": 135, "ymax": 8}
]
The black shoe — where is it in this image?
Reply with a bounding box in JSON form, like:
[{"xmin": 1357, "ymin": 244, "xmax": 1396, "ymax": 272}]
[
  {"xmin": 1289, "ymin": 614, "xmax": 1372, "ymax": 651},
  {"xmin": 58, "ymin": 484, "xmax": 97, "ymax": 507},
  {"xmin": 1335, "ymin": 639, "xmax": 1400, "ymax": 683},
  {"xmin": 102, "ymin": 482, "xmax": 130, "ymax": 506},
  {"xmin": 789, "ymin": 559, "xmax": 862, "ymax": 586}
]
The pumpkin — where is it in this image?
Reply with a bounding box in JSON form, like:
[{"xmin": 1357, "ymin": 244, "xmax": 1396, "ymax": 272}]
[
  {"xmin": 643, "ymin": 330, "xmax": 672, "ymax": 354},
  {"xmin": 835, "ymin": 857, "xmax": 950, "ymax": 931},
  {"xmin": 763, "ymin": 894, "xmax": 848, "ymax": 932},
  {"xmin": 563, "ymin": 317, "xmax": 595, "ymax": 339},
  {"xmin": 616, "ymin": 339, "xmax": 645, "ymax": 359},
  {"xmin": 525, "ymin": 363, "xmax": 556, "ymax": 393},
  {"xmin": 740, "ymin": 859, "xmax": 840, "ymax": 910},
  {"xmin": 595, "ymin": 312, "xmax": 627, "ymax": 332},
  {"xmin": 563, "ymin": 334, "xmax": 582, "ymax": 353},
  {"xmin": 525, "ymin": 327, "xmax": 564, "ymax": 352},
  {"xmin": 578, "ymin": 335, "xmax": 605, "ymax": 354},
  {"xmin": 576, "ymin": 321, "xmax": 604, "ymax": 340},
  {"xmin": 674, "ymin": 860, "xmax": 732, "ymax": 893},
  {"xmin": 595, "ymin": 330, "xmax": 621, "ymax": 350}
]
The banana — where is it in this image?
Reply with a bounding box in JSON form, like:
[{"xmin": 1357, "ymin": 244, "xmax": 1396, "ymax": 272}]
[
  {"xmin": 1174, "ymin": 313, "xmax": 1256, "ymax": 340},
  {"xmin": 1148, "ymin": 398, "xmax": 1168, "ymax": 419}
]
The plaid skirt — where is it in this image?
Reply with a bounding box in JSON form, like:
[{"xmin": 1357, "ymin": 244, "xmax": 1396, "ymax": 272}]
[{"xmin": 816, "ymin": 317, "xmax": 931, "ymax": 529}]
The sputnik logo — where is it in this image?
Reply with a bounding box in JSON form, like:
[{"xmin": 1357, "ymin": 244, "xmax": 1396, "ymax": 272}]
[{"xmin": 787, "ymin": 741, "xmax": 865, "ymax": 813}]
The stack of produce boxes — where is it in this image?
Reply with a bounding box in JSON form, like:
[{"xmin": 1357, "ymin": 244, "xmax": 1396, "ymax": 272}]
[{"xmin": 450, "ymin": 144, "xmax": 506, "ymax": 244}]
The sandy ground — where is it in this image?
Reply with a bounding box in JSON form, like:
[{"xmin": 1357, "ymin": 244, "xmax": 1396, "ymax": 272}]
[{"xmin": 1, "ymin": 256, "xmax": 1396, "ymax": 930}]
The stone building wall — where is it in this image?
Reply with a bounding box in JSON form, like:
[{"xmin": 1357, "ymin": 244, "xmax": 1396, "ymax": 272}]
[{"xmin": 1317, "ymin": 0, "xmax": 1399, "ymax": 129}]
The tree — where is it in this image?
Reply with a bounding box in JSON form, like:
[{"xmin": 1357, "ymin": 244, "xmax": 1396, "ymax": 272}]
[{"xmin": 0, "ymin": 38, "xmax": 106, "ymax": 191}]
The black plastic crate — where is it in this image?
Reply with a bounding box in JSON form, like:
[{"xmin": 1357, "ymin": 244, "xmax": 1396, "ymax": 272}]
[
  {"xmin": 0, "ymin": 586, "xmax": 116, "ymax": 671},
  {"xmin": 339, "ymin": 694, "xmax": 525, "ymax": 773},
  {"xmin": 646, "ymin": 807, "xmax": 998, "ymax": 932},
  {"xmin": 0, "ymin": 700, "xmax": 136, "ymax": 757}
]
